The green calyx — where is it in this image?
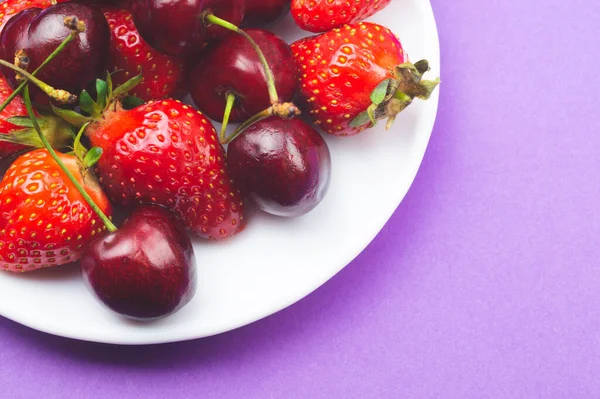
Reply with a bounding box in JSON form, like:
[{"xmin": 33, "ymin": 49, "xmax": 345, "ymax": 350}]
[
  {"xmin": 51, "ymin": 72, "xmax": 144, "ymax": 127},
  {"xmin": 0, "ymin": 113, "xmax": 73, "ymax": 152},
  {"xmin": 350, "ymin": 59, "xmax": 440, "ymax": 131}
]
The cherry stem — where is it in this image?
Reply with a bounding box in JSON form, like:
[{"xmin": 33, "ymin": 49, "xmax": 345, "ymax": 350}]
[
  {"xmin": 23, "ymin": 86, "xmax": 117, "ymax": 233},
  {"xmin": 204, "ymin": 13, "xmax": 279, "ymax": 105},
  {"xmin": 220, "ymin": 92, "xmax": 236, "ymax": 142},
  {"xmin": 0, "ymin": 59, "xmax": 77, "ymax": 104},
  {"xmin": 0, "ymin": 29, "xmax": 80, "ymax": 113},
  {"xmin": 222, "ymin": 106, "xmax": 273, "ymax": 144}
]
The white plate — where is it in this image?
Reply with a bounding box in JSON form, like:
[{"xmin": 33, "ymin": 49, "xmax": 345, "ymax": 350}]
[{"xmin": 0, "ymin": 0, "xmax": 440, "ymax": 344}]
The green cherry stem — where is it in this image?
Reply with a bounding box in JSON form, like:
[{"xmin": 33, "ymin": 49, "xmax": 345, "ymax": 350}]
[
  {"xmin": 0, "ymin": 26, "xmax": 81, "ymax": 113},
  {"xmin": 23, "ymin": 86, "xmax": 117, "ymax": 233},
  {"xmin": 0, "ymin": 59, "xmax": 76, "ymax": 104},
  {"xmin": 220, "ymin": 92, "xmax": 236, "ymax": 142},
  {"xmin": 204, "ymin": 13, "xmax": 279, "ymax": 105}
]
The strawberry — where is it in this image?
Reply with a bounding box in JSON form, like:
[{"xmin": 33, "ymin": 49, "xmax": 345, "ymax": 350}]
[
  {"xmin": 54, "ymin": 76, "xmax": 245, "ymax": 240},
  {"xmin": 291, "ymin": 0, "xmax": 391, "ymax": 33},
  {"xmin": 291, "ymin": 22, "xmax": 439, "ymax": 136},
  {"xmin": 103, "ymin": 8, "xmax": 186, "ymax": 101},
  {"xmin": 0, "ymin": 74, "xmax": 72, "ymax": 160},
  {"xmin": 0, "ymin": 149, "xmax": 113, "ymax": 272}
]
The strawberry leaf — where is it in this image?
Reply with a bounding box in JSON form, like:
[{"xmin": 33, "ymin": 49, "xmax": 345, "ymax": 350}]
[
  {"xmin": 113, "ymin": 73, "xmax": 143, "ymax": 98},
  {"xmin": 6, "ymin": 116, "xmax": 35, "ymax": 128},
  {"xmin": 349, "ymin": 111, "xmax": 370, "ymax": 128},
  {"xmin": 367, "ymin": 103, "xmax": 377, "ymax": 126},
  {"xmin": 95, "ymin": 79, "xmax": 108, "ymax": 111},
  {"xmin": 83, "ymin": 147, "xmax": 103, "ymax": 168},
  {"xmin": 51, "ymin": 103, "xmax": 93, "ymax": 126},
  {"xmin": 121, "ymin": 95, "xmax": 145, "ymax": 110},
  {"xmin": 79, "ymin": 90, "xmax": 95, "ymax": 115},
  {"xmin": 370, "ymin": 79, "xmax": 392, "ymax": 105},
  {"xmin": 106, "ymin": 71, "xmax": 113, "ymax": 100}
]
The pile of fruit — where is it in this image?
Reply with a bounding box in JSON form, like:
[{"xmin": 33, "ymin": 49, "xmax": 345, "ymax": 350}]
[{"xmin": 0, "ymin": 0, "xmax": 438, "ymax": 320}]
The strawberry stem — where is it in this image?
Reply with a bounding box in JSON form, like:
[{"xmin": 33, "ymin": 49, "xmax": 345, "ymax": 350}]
[
  {"xmin": 23, "ymin": 86, "xmax": 117, "ymax": 233},
  {"xmin": 204, "ymin": 13, "xmax": 279, "ymax": 105},
  {"xmin": 0, "ymin": 24, "xmax": 81, "ymax": 113},
  {"xmin": 220, "ymin": 92, "xmax": 236, "ymax": 142}
]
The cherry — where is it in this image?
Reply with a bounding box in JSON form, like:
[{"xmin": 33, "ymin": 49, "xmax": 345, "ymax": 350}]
[
  {"xmin": 129, "ymin": 0, "xmax": 245, "ymax": 56},
  {"xmin": 227, "ymin": 117, "xmax": 331, "ymax": 217},
  {"xmin": 243, "ymin": 0, "xmax": 290, "ymax": 27},
  {"xmin": 0, "ymin": 3, "xmax": 109, "ymax": 105},
  {"xmin": 189, "ymin": 28, "xmax": 298, "ymax": 128},
  {"xmin": 80, "ymin": 205, "xmax": 197, "ymax": 320}
]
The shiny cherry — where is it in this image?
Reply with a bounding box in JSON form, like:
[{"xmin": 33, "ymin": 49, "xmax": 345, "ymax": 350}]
[
  {"xmin": 0, "ymin": 3, "xmax": 109, "ymax": 105},
  {"xmin": 80, "ymin": 205, "xmax": 197, "ymax": 321},
  {"xmin": 243, "ymin": 0, "xmax": 289, "ymax": 27},
  {"xmin": 227, "ymin": 117, "xmax": 331, "ymax": 217},
  {"xmin": 189, "ymin": 28, "xmax": 298, "ymax": 123},
  {"xmin": 129, "ymin": 0, "xmax": 245, "ymax": 57}
]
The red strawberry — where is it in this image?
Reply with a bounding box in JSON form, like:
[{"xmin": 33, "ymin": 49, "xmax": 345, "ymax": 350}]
[
  {"xmin": 81, "ymin": 97, "xmax": 244, "ymax": 240},
  {"xmin": 291, "ymin": 22, "xmax": 439, "ymax": 136},
  {"xmin": 0, "ymin": 74, "xmax": 72, "ymax": 160},
  {"xmin": 103, "ymin": 8, "xmax": 186, "ymax": 101},
  {"xmin": 291, "ymin": 0, "xmax": 391, "ymax": 33},
  {"xmin": 0, "ymin": 149, "xmax": 113, "ymax": 272}
]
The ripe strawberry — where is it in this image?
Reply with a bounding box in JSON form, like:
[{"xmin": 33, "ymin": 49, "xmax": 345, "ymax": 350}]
[
  {"xmin": 56, "ymin": 78, "xmax": 246, "ymax": 240},
  {"xmin": 291, "ymin": 0, "xmax": 391, "ymax": 33},
  {"xmin": 0, "ymin": 149, "xmax": 113, "ymax": 272},
  {"xmin": 291, "ymin": 22, "xmax": 439, "ymax": 136},
  {"xmin": 0, "ymin": 74, "xmax": 72, "ymax": 160},
  {"xmin": 103, "ymin": 8, "xmax": 186, "ymax": 101}
]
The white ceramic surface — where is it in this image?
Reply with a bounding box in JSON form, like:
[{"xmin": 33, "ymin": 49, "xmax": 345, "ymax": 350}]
[{"xmin": 0, "ymin": 0, "xmax": 440, "ymax": 344}]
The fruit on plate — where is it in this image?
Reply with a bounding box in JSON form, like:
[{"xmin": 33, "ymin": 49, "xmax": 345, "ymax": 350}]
[
  {"xmin": 291, "ymin": 0, "xmax": 391, "ymax": 33},
  {"xmin": 129, "ymin": 0, "xmax": 245, "ymax": 56},
  {"xmin": 189, "ymin": 28, "xmax": 299, "ymax": 128},
  {"xmin": 102, "ymin": 8, "xmax": 186, "ymax": 101},
  {"xmin": 0, "ymin": 148, "xmax": 113, "ymax": 272},
  {"xmin": 81, "ymin": 205, "xmax": 197, "ymax": 320},
  {"xmin": 242, "ymin": 0, "xmax": 289, "ymax": 27},
  {"xmin": 53, "ymin": 77, "xmax": 245, "ymax": 240},
  {"xmin": 291, "ymin": 22, "xmax": 439, "ymax": 136},
  {"xmin": 0, "ymin": 74, "xmax": 71, "ymax": 159},
  {"xmin": 227, "ymin": 117, "xmax": 330, "ymax": 217},
  {"xmin": 0, "ymin": 2, "xmax": 110, "ymax": 105}
]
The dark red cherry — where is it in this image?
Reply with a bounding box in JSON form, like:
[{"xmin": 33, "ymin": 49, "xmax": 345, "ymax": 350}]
[
  {"xmin": 0, "ymin": 3, "xmax": 110, "ymax": 105},
  {"xmin": 129, "ymin": 0, "xmax": 245, "ymax": 57},
  {"xmin": 80, "ymin": 205, "xmax": 197, "ymax": 320},
  {"xmin": 227, "ymin": 117, "xmax": 331, "ymax": 217},
  {"xmin": 189, "ymin": 28, "xmax": 298, "ymax": 123},
  {"xmin": 242, "ymin": 0, "xmax": 290, "ymax": 27}
]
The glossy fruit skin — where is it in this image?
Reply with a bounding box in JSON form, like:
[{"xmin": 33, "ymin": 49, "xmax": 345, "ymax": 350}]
[
  {"xmin": 291, "ymin": 22, "xmax": 408, "ymax": 136},
  {"xmin": 81, "ymin": 205, "xmax": 197, "ymax": 320},
  {"xmin": 0, "ymin": 3, "xmax": 110, "ymax": 105},
  {"xmin": 88, "ymin": 99, "xmax": 245, "ymax": 240},
  {"xmin": 129, "ymin": 0, "xmax": 245, "ymax": 57},
  {"xmin": 0, "ymin": 149, "xmax": 113, "ymax": 272},
  {"xmin": 103, "ymin": 8, "xmax": 186, "ymax": 101},
  {"xmin": 227, "ymin": 117, "xmax": 331, "ymax": 217},
  {"xmin": 242, "ymin": 0, "xmax": 289, "ymax": 27},
  {"xmin": 0, "ymin": 0, "xmax": 64, "ymax": 35},
  {"xmin": 0, "ymin": 7, "xmax": 37, "ymax": 84},
  {"xmin": 0, "ymin": 73, "xmax": 31, "ymax": 158},
  {"xmin": 291, "ymin": 0, "xmax": 391, "ymax": 32},
  {"xmin": 189, "ymin": 28, "xmax": 299, "ymax": 123}
]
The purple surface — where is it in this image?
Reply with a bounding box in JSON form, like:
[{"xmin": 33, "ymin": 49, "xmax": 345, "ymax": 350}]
[{"xmin": 2, "ymin": 1, "xmax": 600, "ymax": 397}]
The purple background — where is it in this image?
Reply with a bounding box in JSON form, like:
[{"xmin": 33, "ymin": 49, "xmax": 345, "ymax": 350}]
[{"xmin": 2, "ymin": 1, "xmax": 599, "ymax": 397}]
